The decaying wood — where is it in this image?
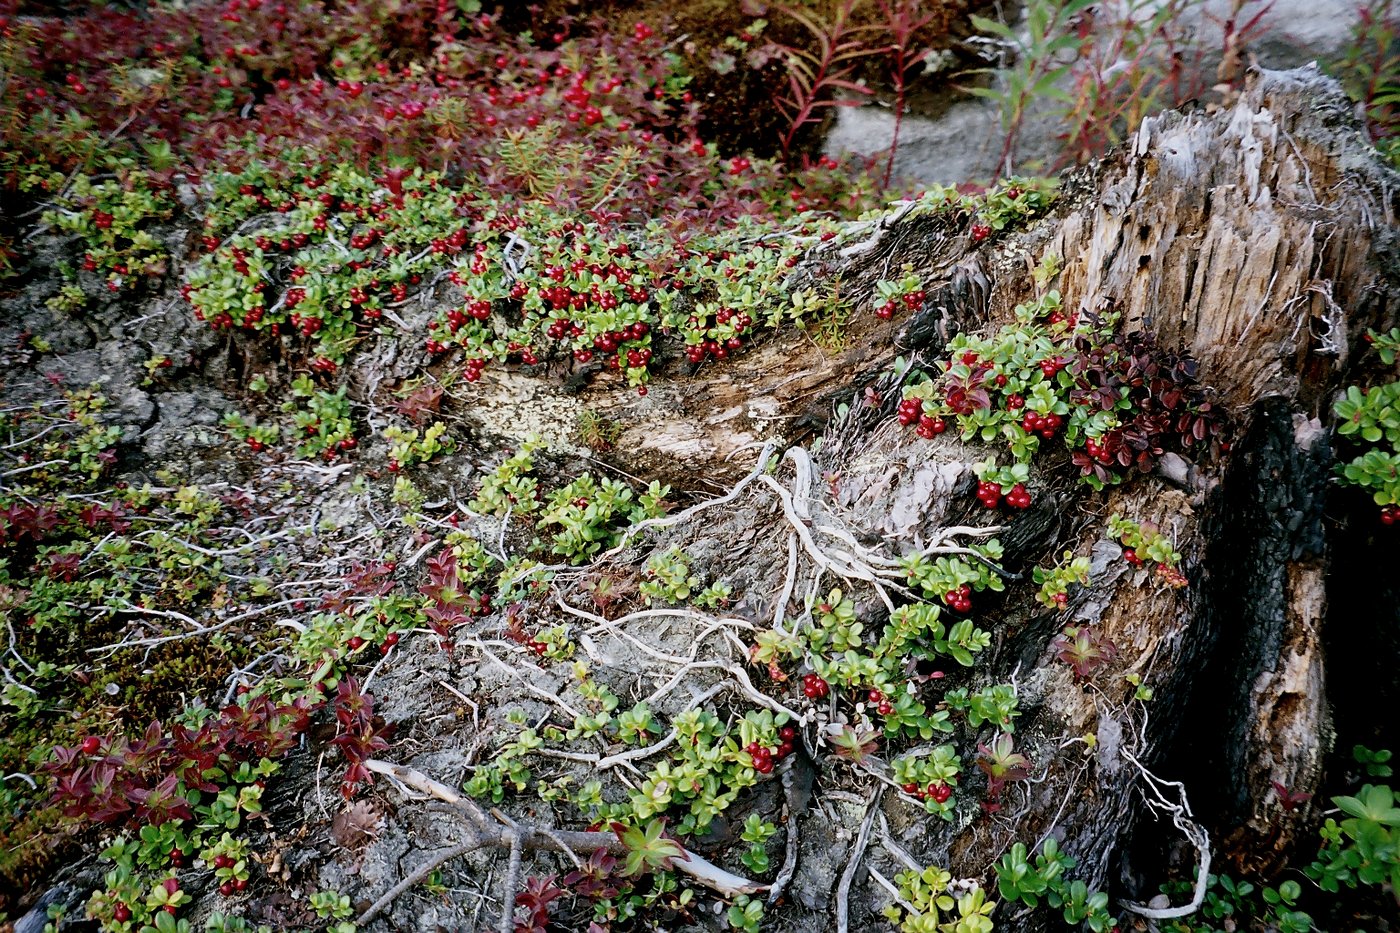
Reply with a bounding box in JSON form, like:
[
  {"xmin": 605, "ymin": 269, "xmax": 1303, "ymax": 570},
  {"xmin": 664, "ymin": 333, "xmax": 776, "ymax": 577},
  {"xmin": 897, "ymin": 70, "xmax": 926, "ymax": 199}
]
[{"xmin": 438, "ymin": 63, "xmax": 1394, "ymax": 921}]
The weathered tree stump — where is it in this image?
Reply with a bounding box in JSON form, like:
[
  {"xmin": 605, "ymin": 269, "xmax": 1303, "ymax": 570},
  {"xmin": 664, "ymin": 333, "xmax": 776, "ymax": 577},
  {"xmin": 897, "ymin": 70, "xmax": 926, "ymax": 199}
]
[{"xmin": 430, "ymin": 63, "xmax": 1399, "ymax": 926}]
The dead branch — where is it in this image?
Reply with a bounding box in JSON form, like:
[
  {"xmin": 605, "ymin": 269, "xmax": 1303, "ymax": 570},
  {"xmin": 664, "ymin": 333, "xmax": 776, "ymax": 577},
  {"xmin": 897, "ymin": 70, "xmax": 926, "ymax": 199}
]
[{"xmin": 362, "ymin": 758, "xmax": 768, "ymax": 898}]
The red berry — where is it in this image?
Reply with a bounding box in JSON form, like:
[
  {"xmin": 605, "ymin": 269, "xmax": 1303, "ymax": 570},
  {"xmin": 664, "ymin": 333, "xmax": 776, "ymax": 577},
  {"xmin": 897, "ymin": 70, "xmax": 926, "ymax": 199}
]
[
  {"xmin": 779, "ymin": 726, "xmax": 796, "ymax": 740},
  {"xmin": 902, "ymin": 782, "xmax": 919, "ymax": 794},
  {"xmin": 347, "ymin": 636, "xmax": 365, "ymax": 650},
  {"xmin": 114, "ymin": 905, "xmax": 132, "ymax": 922},
  {"xmin": 929, "ymin": 782, "xmax": 953, "ymax": 803},
  {"xmin": 219, "ymin": 882, "xmax": 234, "ymax": 896},
  {"xmin": 80, "ymin": 736, "xmax": 100, "ymax": 755},
  {"xmin": 754, "ymin": 756, "xmax": 774, "ymax": 774}
]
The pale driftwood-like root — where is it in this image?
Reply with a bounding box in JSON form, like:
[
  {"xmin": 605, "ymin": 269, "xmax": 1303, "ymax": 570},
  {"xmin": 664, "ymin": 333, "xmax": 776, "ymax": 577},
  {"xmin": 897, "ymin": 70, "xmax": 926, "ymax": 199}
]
[
  {"xmin": 356, "ymin": 840, "xmax": 478, "ymax": 926},
  {"xmin": 1117, "ymin": 748, "xmax": 1213, "ymax": 921},
  {"xmin": 767, "ymin": 761, "xmax": 803, "ymax": 907},
  {"xmin": 835, "ymin": 785, "xmax": 884, "ymax": 933},
  {"xmin": 361, "ymin": 758, "xmax": 768, "ymax": 899}
]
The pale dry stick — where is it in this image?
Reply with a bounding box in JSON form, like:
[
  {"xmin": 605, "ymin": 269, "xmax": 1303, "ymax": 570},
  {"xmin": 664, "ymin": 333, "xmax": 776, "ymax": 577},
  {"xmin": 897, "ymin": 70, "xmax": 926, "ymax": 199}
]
[
  {"xmin": 402, "ymin": 536, "xmax": 439, "ymax": 568},
  {"xmin": 556, "ymin": 600, "xmax": 691, "ymax": 666},
  {"xmin": 1117, "ymin": 747, "xmax": 1211, "ymax": 921},
  {"xmin": 910, "ymin": 524, "xmax": 1005, "ymax": 549},
  {"xmin": 438, "ymin": 679, "xmax": 481, "ymax": 731},
  {"xmin": 642, "ymin": 647, "xmax": 739, "ymax": 706},
  {"xmin": 767, "ymin": 762, "xmax": 803, "ymax": 907},
  {"xmin": 6, "ymin": 620, "xmax": 38, "ymax": 676},
  {"xmin": 86, "ymin": 597, "xmax": 309, "ymax": 658},
  {"xmin": 467, "ymin": 639, "xmax": 584, "ymax": 720},
  {"xmin": 1, "ymin": 664, "xmax": 37, "ymax": 695},
  {"xmin": 781, "ymin": 445, "xmax": 816, "ymax": 522},
  {"xmin": 498, "ymin": 828, "xmax": 524, "ymax": 933},
  {"xmin": 357, "ymin": 839, "xmax": 479, "ymax": 927},
  {"xmin": 773, "ymin": 532, "xmax": 799, "ymax": 637},
  {"xmin": 533, "ymin": 745, "xmax": 615, "ymax": 764},
  {"xmin": 0, "ymin": 422, "xmax": 65, "ymax": 450},
  {"xmin": 556, "ymin": 598, "xmax": 748, "ymax": 668},
  {"xmin": 0, "ymin": 459, "xmax": 68, "ymax": 478},
  {"xmin": 221, "ymin": 649, "xmax": 285, "ymax": 705},
  {"xmin": 813, "ymin": 522, "xmax": 903, "ymax": 568},
  {"xmin": 835, "ymin": 784, "xmax": 885, "ymax": 933},
  {"xmin": 581, "ymin": 604, "xmax": 756, "ymax": 638},
  {"xmin": 361, "ymin": 643, "xmax": 395, "ymax": 690},
  {"xmin": 138, "ymin": 528, "xmax": 297, "ymax": 557},
  {"xmin": 600, "ymin": 439, "xmax": 780, "ymax": 556},
  {"xmin": 361, "ymin": 758, "xmax": 767, "ymax": 897},
  {"xmin": 681, "ymin": 660, "xmax": 807, "ymax": 724},
  {"xmin": 595, "ymin": 683, "xmax": 726, "ymax": 771},
  {"xmin": 876, "ymin": 816, "xmax": 923, "ymax": 873},
  {"xmin": 867, "ymin": 865, "xmax": 920, "ymax": 917},
  {"xmin": 755, "ymin": 474, "xmax": 885, "ymax": 587},
  {"xmin": 838, "ymin": 199, "xmax": 920, "ymax": 259}
]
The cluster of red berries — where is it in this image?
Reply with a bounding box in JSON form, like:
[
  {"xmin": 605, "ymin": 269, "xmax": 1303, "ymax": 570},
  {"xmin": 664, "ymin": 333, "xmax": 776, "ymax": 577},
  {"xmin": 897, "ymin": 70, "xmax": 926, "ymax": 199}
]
[
  {"xmin": 685, "ymin": 336, "xmax": 744, "ymax": 363},
  {"xmin": 976, "ymin": 480, "xmax": 1032, "ymax": 510},
  {"xmin": 1082, "ymin": 435, "xmax": 1118, "ymax": 466},
  {"xmin": 212, "ymin": 855, "xmax": 249, "ymax": 895},
  {"xmin": 943, "ymin": 583, "xmax": 973, "ymax": 613},
  {"xmin": 895, "ymin": 399, "xmax": 950, "ymax": 440},
  {"xmin": 970, "ymin": 222, "xmax": 993, "ymax": 242},
  {"xmin": 1020, "ymin": 410, "xmax": 1062, "ymax": 439},
  {"xmin": 874, "ymin": 289, "xmax": 927, "ymax": 319},
  {"xmin": 1122, "ymin": 547, "xmax": 1144, "ymax": 566},
  {"xmin": 866, "ymin": 688, "xmax": 894, "ymax": 716},
  {"xmin": 900, "ymin": 780, "xmax": 954, "ymax": 804},
  {"xmin": 1381, "ymin": 506, "xmax": 1399, "ymax": 525},
  {"xmin": 975, "ymin": 481, "xmax": 1003, "ymax": 509},
  {"xmin": 347, "ymin": 631, "xmax": 401, "ymax": 655},
  {"xmin": 745, "ymin": 726, "xmax": 797, "ymax": 774},
  {"xmin": 801, "ymin": 673, "xmax": 830, "ymax": 699},
  {"xmin": 1003, "ymin": 483, "xmax": 1032, "ymax": 509}
]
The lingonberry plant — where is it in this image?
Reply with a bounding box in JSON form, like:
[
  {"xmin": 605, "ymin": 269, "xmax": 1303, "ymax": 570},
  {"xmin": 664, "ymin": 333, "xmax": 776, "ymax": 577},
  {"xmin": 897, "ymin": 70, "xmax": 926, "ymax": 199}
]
[
  {"xmin": 885, "ymin": 864, "xmax": 997, "ymax": 932},
  {"xmin": 1032, "ymin": 550, "xmax": 1091, "ymax": 608},
  {"xmin": 899, "ymin": 272, "xmax": 1218, "ymax": 526},
  {"xmin": 1334, "ymin": 380, "xmax": 1400, "ymax": 522}
]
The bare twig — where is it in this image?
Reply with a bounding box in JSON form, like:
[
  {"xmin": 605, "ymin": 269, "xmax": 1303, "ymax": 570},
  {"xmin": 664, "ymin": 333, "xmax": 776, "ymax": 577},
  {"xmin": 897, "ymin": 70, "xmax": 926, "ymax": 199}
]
[
  {"xmin": 836, "ymin": 785, "xmax": 884, "ymax": 933},
  {"xmin": 362, "ymin": 759, "xmax": 767, "ymax": 897},
  {"xmin": 356, "ymin": 840, "xmax": 478, "ymax": 926},
  {"xmin": 498, "ymin": 829, "xmax": 524, "ymax": 933},
  {"xmin": 1117, "ymin": 749, "xmax": 1212, "ymax": 920},
  {"xmin": 767, "ymin": 761, "xmax": 803, "ymax": 906}
]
